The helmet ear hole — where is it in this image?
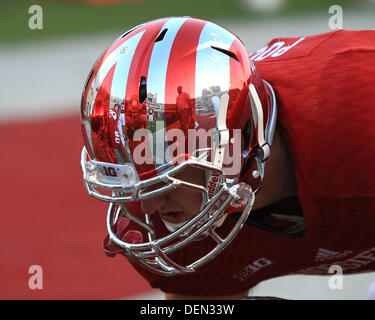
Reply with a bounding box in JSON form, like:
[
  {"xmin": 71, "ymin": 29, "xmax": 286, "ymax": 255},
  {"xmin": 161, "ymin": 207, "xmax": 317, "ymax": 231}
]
[
  {"xmin": 240, "ymin": 120, "xmax": 253, "ymax": 178},
  {"xmin": 242, "ymin": 120, "xmax": 252, "ymax": 153},
  {"xmin": 139, "ymin": 77, "xmax": 147, "ymax": 103}
]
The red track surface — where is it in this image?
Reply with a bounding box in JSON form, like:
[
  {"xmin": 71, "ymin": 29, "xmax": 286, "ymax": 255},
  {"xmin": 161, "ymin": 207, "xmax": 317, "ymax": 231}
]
[{"xmin": 0, "ymin": 114, "xmax": 153, "ymax": 299}]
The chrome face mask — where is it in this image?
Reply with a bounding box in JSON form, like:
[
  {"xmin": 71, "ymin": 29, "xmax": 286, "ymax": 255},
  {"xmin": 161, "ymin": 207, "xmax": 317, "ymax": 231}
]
[
  {"xmin": 81, "ymin": 146, "xmax": 255, "ymax": 276},
  {"xmin": 107, "ymin": 182, "xmax": 254, "ymax": 276}
]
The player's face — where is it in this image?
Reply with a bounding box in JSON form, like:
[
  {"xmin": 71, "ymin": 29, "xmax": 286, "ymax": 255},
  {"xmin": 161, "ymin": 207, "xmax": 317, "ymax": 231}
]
[{"xmin": 140, "ymin": 166, "xmax": 206, "ymax": 224}]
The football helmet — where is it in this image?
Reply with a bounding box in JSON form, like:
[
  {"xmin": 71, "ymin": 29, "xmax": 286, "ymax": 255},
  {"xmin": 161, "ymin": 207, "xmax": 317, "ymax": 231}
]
[{"xmin": 80, "ymin": 17, "xmax": 277, "ymax": 275}]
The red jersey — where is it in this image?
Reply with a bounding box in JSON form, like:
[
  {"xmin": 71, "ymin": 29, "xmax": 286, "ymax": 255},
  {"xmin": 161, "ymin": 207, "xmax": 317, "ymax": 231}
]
[{"xmin": 107, "ymin": 30, "xmax": 375, "ymax": 296}]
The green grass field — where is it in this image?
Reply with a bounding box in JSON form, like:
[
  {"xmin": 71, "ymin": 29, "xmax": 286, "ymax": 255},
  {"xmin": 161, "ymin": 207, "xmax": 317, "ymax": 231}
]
[{"xmin": 0, "ymin": 0, "xmax": 358, "ymax": 44}]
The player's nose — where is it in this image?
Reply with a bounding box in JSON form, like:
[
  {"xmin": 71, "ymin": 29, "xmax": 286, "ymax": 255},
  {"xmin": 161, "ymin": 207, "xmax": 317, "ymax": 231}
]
[{"xmin": 141, "ymin": 195, "xmax": 168, "ymax": 215}]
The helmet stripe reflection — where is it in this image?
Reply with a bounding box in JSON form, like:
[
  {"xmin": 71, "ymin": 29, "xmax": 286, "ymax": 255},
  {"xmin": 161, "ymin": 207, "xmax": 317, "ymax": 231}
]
[
  {"xmin": 91, "ymin": 32, "xmax": 145, "ymax": 116},
  {"xmin": 91, "ymin": 64, "xmax": 118, "ymax": 163},
  {"xmin": 85, "ymin": 31, "xmax": 145, "ymax": 160},
  {"xmin": 109, "ymin": 30, "xmax": 146, "ymax": 166},
  {"xmin": 148, "ymin": 18, "xmax": 188, "ymax": 105},
  {"xmin": 124, "ymin": 18, "xmax": 167, "ymax": 179},
  {"xmin": 195, "ymin": 22, "xmax": 235, "ymax": 101},
  {"xmin": 147, "ymin": 17, "xmax": 188, "ymax": 169},
  {"xmin": 194, "ymin": 22, "xmax": 235, "ymax": 163},
  {"xmin": 225, "ymin": 38, "xmax": 252, "ymax": 159},
  {"xmin": 164, "ymin": 18, "xmax": 206, "ymax": 164},
  {"xmin": 110, "ymin": 32, "xmax": 146, "ymax": 103},
  {"xmin": 81, "ymin": 52, "xmax": 108, "ymax": 160}
]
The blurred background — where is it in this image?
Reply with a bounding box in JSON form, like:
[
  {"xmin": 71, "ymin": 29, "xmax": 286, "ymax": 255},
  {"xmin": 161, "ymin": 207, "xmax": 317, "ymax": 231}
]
[{"xmin": 1, "ymin": 0, "xmax": 374, "ymax": 300}]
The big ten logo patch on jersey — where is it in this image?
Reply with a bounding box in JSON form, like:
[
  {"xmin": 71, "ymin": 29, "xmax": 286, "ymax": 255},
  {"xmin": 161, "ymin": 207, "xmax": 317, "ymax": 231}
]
[{"xmin": 250, "ymin": 37, "xmax": 305, "ymax": 61}]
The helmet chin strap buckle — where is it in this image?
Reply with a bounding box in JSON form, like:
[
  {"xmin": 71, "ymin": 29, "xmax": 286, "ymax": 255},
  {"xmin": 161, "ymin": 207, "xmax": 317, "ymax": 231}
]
[
  {"xmin": 229, "ymin": 182, "xmax": 254, "ymax": 208},
  {"xmin": 260, "ymin": 143, "xmax": 271, "ymax": 162}
]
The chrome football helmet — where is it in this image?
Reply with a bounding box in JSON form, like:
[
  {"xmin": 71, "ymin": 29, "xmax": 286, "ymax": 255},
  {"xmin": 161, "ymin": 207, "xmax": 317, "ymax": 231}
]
[{"xmin": 80, "ymin": 17, "xmax": 277, "ymax": 276}]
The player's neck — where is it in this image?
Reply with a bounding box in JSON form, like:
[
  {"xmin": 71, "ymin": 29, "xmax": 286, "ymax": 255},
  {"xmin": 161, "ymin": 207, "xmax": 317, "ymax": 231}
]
[{"xmin": 252, "ymin": 129, "xmax": 298, "ymax": 210}]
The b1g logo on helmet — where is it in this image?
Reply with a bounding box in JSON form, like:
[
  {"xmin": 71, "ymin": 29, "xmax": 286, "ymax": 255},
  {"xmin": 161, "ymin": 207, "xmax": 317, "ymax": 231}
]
[{"xmin": 250, "ymin": 37, "xmax": 305, "ymax": 61}]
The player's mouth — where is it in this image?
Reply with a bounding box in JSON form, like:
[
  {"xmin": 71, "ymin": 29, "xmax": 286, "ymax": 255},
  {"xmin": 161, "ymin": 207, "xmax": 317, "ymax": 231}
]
[
  {"xmin": 158, "ymin": 210, "xmax": 210, "ymax": 240},
  {"xmin": 159, "ymin": 211, "xmax": 189, "ymax": 224}
]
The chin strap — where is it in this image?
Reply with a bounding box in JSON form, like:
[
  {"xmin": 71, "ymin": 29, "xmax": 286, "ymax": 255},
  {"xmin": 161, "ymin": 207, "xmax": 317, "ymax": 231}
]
[
  {"xmin": 205, "ymin": 93, "xmax": 230, "ymax": 202},
  {"xmin": 246, "ymin": 80, "xmax": 277, "ymax": 184},
  {"xmin": 249, "ymin": 83, "xmax": 270, "ymax": 163}
]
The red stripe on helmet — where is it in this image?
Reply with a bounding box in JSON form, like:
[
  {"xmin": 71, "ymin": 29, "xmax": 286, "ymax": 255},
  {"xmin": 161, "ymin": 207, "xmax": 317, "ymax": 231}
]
[
  {"xmin": 222, "ymin": 39, "xmax": 252, "ymax": 176},
  {"xmin": 81, "ymin": 23, "xmax": 148, "ymax": 122},
  {"xmin": 227, "ymin": 38, "xmax": 252, "ymax": 132},
  {"xmin": 91, "ymin": 63, "xmax": 118, "ymax": 163},
  {"xmin": 124, "ymin": 18, "xmax": 168, "ymax": 180},
  {"xmin": 80, "ymin": 53, "xmax": 106, "ymax": 159},
  {"xmin": 164, "ymin": 18, "xmax": 206, "ymax": 164},
  {"xmin": 103, "ymin": 24, "xmax": 148, "ymax": 66},
  {"xmin": 81, "ymin": 20, "xmax": 168, "ymax": 162}
]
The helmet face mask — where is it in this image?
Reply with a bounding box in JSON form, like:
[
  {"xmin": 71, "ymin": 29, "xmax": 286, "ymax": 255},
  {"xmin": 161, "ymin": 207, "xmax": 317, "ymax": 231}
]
[
  {"xmin": 105, "ymin": 181, "xmax": 255, "ymax": 275},
  {"xmin": 80, "ymin": 17, "xmax": 277, "ymax": 275}
]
